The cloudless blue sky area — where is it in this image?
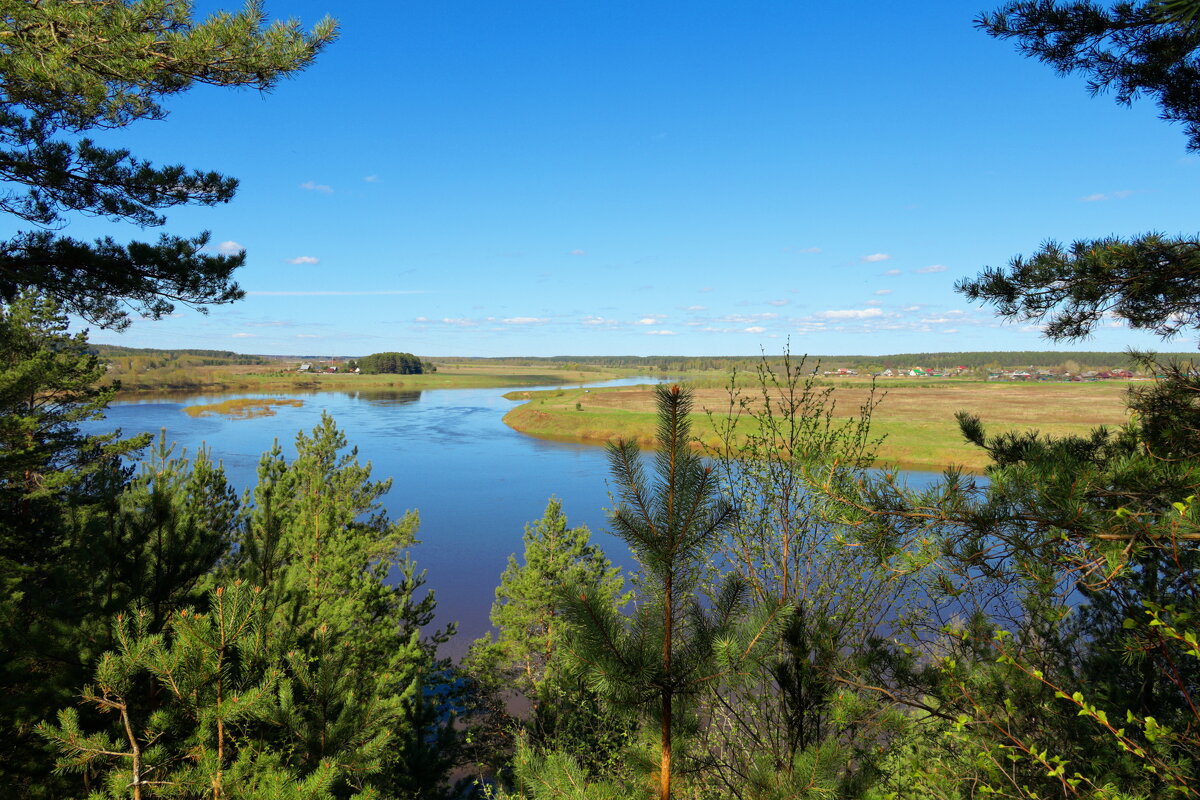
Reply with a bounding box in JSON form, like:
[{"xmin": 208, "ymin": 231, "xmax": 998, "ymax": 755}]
[{"xmin": 74, "ymin": 1, "xmax": 1199, "ymax": 357}]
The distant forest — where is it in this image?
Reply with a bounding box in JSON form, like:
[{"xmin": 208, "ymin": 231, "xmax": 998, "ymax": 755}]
[
  {"xmin": 90, "ymin": 344, "xmax": 271, "ymax": 366},
  {"xmin": 447, "ymin": 350, "xmax": 1198, "ymax": 373}
]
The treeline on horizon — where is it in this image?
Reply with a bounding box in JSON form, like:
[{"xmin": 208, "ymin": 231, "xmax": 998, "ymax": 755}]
[
  {"xmin": 90, "ymin": 343, "xmax": 271, "ymax": 365},
  {"xmin": 449, "ymin": 350, "xmax": 1198, "ymax": 372}
]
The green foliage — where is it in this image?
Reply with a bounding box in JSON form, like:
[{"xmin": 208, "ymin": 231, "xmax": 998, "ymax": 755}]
[
  {"xmin": 932, "ymin": 13, "xmax": 1200, "ymax": 789},
  {"xmin": 0, "ymin": 0, "xmax": 337, "ymax": 328},
  {"xmin": 38, "ymin": 582, "xmax": 346, "ymax": 800},
  {"xmin": 358, "ymin": 352, "xmax": 427, "ymax": 375},
  {"xmin": 697, "ymin": 351, "xmax": 909, "ymax": 797},
  {"xmin": 464, "ymin": 500, "xmax": 630, "ymax": 783},
  {"xmin": 230, "ymin": 412, "xmax": 456, "ymax": 796},
  {"xmin": 27, "ymin": 413, "xmax": 459, "ymax": 798},
  {"xmin": 979, "ymin": 1, "xmax": 1200, "ymax": 150},
  {"xmin": 560, "ymin": 384, "xmax": 783, "ymax": 800},
  {"xmin": 490, "ymin": 734, "xmax": 640, "ymax": 800},
  {"xmin": 957, "ymin": 234, "xmax": 1200, "ymax": 346},
  {"xmin": 0, "ymin": 291, "xmax": 151, "ymax": 793},
  {"xmin": 474, "ymin": 499, "xmax": 625, "ymax": 698},
  {"xmin": 1123, "ymin": 354, "xmax": 1200, "ymax": 460},
  {"xmin": 968, "ymin": 4, "xmax": 1200, "ymax": 348},
  {"xmin": 0, "ymin": 291, "xmax": 146, "ymax": 509}
]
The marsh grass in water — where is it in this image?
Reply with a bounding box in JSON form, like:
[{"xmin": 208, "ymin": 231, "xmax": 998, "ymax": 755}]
[{"xmin": 182, "ymin": 397, "xmax": 305, "ymax": 420}]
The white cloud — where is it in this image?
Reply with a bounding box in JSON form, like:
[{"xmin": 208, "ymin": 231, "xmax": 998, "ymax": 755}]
[
  {"xmin": 569, "ymin": 249, "xmax": 586, "ymax": 256},
  {"xmin": 300, "ymin": 180, "xmax": 333, "ymax": 193},
  {"xmin": 685, "ymin": 305, "xmax": 707, "ymax": 311},
  {"xmin": 1081, "ymin": 190, "xmax": 1134, "ymax": 202},
  {"xmin": 286, "ymin": 256, "xmax": 320, "ymax": 265},
  {"xmin": 440, "ymin": 317, "xmax": 477, "ymax": 326},
  {"xmin": 816, "ymin": 308, "xmax": 884, "ymax": 320},
  {"xmin": 646, "ymin": 329, "xmax": 676, "ymax": 335},
  {"xmin": 232, "ymin": 332, "xmax": 255, "ymax": 338},
  {"xmin": 874, "ymin": 289, "xmax": 893, "ymax": 295},
  {"xmin": 885, "ymin": 269, "xmax": 902, "ymax": 276},
  {"xmin": 415, "ymin": 316, "xmax": 429, "ymax": 322},
  {"xmin": 862, "ymin": 253, "xmax": 891, "ymax": 262},
  {"xmin": 636, "ymin": 318, "xmax": 657, "ymax": 325},
  {"xmin": 744, "ymin": 326, "xmax": 766, "ymax": 333},
  {"xmin": 720, "ymin": 313, "xmax": 779, "ymax": 323},
  {"xmin": 699, "ymin": 287, "xmax": 714, "ymax": 292},
  {"xmin": 916, "ymin": 264, "xmax": 947, "ymax": 274},
  {"xmin": 941, "ymin": 328, "xmax": 959, "ymax": 334},
  {"xmin": 217, "ymin": 240, "xmax": 245, "ymax": 255},
  {"xmin": 865, "ymin": 300, "xmax": 883, "ymax": 306},
  {"xmin": 364, "ymin": 175, "xmax": 381, "ymax": 183},
  {"xmin": 767, "ymin": 299, "xmax": 790, "ymax": 306},
  {"xmin": 501, "ymin": 317, "xmax": 550, "ymax": 324},
  {"xmin": 247, "ymin": 290, "xmax": 424, "ymax": 296},
  {"xmin": 903, "ymin": 305, "xmax": 921, "ymax": 312}
]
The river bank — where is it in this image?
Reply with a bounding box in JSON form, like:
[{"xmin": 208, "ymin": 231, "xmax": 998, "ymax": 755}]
[{"xmin": 501, "ymin": 379, "xmax": 1134, "ymax": 471}]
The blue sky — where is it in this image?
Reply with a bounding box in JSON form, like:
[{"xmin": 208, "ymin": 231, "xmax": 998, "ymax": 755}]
[{"xmin": 73, "ymin": 1, "xmax": 1199, "ymax": 357}]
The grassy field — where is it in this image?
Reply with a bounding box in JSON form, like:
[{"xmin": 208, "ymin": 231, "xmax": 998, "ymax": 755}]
[
  {"xmin": 502, "ymin": 379, "xmax": 1136, "ymax": 471},
  {"xmin": 112, "ymin": 362, "xmax": 634, "ymax": 397}
]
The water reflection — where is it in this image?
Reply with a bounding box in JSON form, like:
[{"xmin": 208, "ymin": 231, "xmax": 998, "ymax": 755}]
[{"xmin": 346, "ymin": 390, "xmax": 423, "ymax": 406}]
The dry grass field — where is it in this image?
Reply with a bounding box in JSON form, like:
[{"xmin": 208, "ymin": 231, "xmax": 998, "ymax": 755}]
[{"xmin": 503, "ymin": 379, "xmax": 1136, "ymax": 471}]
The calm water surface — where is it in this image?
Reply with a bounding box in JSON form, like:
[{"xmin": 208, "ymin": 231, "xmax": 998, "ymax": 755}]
[{"xmin": 91, "ymin": 379, "xmax": 941, "ymax": 656}]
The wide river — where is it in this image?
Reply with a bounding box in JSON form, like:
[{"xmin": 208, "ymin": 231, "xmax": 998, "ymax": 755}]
[{"xmin": 91, "ymin": 378, "xmax": 939, "ymax": 656}]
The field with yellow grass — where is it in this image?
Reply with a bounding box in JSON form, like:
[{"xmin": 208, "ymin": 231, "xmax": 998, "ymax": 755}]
[{"xmin": 503, "ymin": 379, "xmax": 1136, "ymax": 471}]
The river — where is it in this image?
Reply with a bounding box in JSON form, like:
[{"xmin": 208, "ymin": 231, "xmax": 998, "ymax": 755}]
[{"xmin": 89, "ymin": 378, "xmax": 941, "ymax": 656}]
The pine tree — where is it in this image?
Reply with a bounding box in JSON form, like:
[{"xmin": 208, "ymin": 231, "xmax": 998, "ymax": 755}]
[
  {"xmin": 39, "ymin": 582, "xmax": 343, "ymax": 800},
  {"xmin": 231, "ymin": 412, "xmax": 457, "ymax": 796},
  {"xmin": 83, "ymin": 435, "xmax": 240, "ymax": 632},
  {"xmin": 465, "ymin": 499, "xmax": 629, "ymax": 778},
  {"xmin": 0, "ymin": 291, "xmax": 149, "ymax": 794},
  {"xmin": 0, "ymin": 1, "xmax": 337, "ymax": 328},
  {"xmin": 476, "ymin": 498, "xmax": 625, "ymax": 700},
  {"xmin": 560, "ymin": 385, "xmax": 782, "ymax": 800}
]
